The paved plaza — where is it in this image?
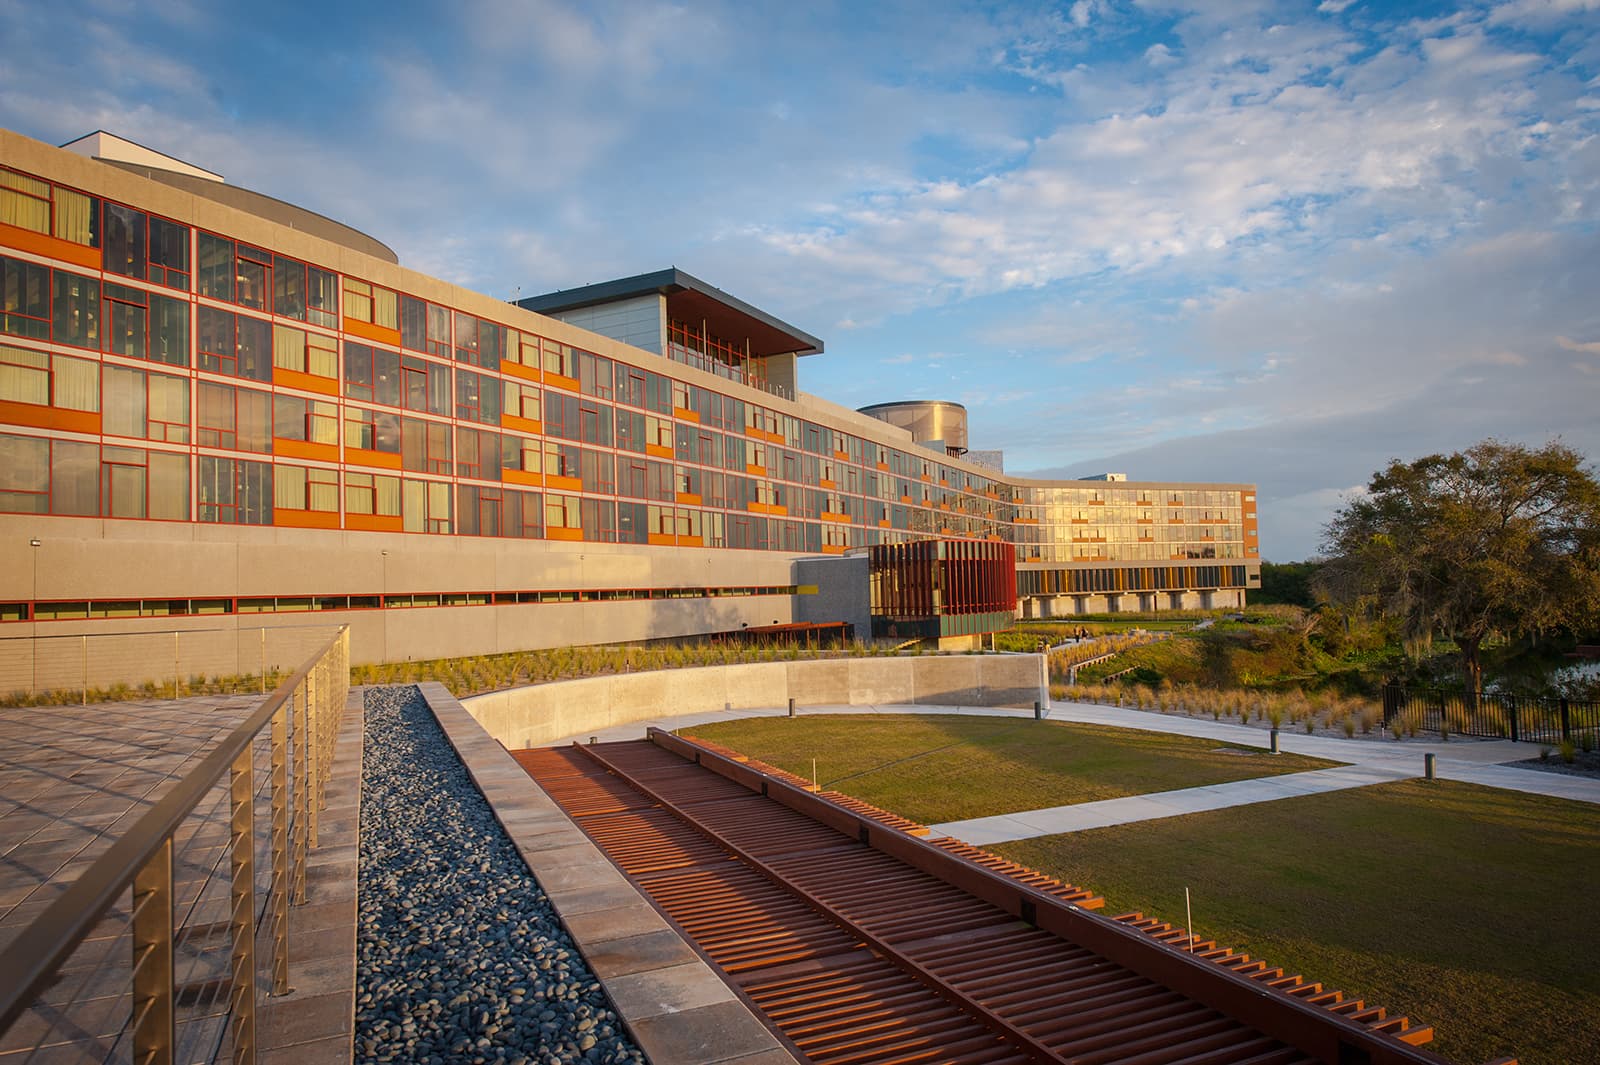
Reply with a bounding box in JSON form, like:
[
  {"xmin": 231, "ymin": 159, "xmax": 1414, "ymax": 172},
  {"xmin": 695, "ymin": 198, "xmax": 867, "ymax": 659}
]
[{"xmin": 0, "ymin": 695, "xmax": 264, "ymax": 952}]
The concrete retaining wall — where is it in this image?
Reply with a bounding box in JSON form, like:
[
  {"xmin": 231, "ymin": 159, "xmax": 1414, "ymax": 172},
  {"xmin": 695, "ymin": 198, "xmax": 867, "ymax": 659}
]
[{"xmin": 462, "ymin": 653, "xmax": 1048, "ymax": 749}]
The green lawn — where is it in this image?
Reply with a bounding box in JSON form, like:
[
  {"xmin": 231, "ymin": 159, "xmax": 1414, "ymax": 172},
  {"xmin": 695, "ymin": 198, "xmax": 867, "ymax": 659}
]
[
  {"xmin": 685, "ymin": 714, "xmax": 1335, "ymax": 825},
  {"xmin": 993, "ymin": 780, "xmax": 1600, "ymax": 1065}
]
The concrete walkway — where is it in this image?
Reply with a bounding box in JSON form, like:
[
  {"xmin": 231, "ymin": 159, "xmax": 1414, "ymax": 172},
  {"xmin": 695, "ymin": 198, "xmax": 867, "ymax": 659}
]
[
  {"xmin": 537, "ymin": 697, "xmax": 1600, "ymax": 844},
  {"xmin": 930, "ymin": 763, "xmax": 1414, "ymax": 845}
]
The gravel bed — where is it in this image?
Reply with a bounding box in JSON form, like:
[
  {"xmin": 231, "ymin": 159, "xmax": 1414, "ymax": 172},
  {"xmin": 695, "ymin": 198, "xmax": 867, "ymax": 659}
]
[{"xmin": 356, "ymin": 686, "xmax": 645, "ymax": 1065}]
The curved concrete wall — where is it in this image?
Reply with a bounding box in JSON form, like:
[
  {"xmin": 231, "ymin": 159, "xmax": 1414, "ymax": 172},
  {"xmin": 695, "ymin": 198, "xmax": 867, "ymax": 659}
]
[{"xmin": 462, "ymin": 654, "xmax": 1048, "ymax": 749}]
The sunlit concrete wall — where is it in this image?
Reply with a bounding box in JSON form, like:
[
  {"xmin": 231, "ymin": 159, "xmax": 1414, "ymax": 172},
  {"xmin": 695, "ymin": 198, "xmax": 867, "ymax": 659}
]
[{"xmin": 461, "ymin": 653, "xmax": 1049, "ymax": 749}]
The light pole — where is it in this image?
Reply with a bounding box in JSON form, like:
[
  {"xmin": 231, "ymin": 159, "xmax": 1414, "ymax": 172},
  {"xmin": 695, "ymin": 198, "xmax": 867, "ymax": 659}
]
[
  {"xmin": 29, "ymin": 538, "xmax": 41, "ymax": 696},
  {"xmin": 380, "ymin": 549, "xmax": 390, "ymax": 663}
]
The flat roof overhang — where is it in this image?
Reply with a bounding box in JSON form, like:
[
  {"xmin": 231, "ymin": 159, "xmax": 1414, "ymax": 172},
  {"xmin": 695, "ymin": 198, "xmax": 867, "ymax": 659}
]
[{"xmin": 517, "ymin": 268, "xmax": 823, "ymax": 359}]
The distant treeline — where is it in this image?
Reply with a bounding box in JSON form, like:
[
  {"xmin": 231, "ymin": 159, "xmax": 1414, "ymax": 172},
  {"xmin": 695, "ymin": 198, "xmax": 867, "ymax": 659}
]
[{"xmin": 1253, "ymin": 561, "xmax": 1321, "ymax": 608}]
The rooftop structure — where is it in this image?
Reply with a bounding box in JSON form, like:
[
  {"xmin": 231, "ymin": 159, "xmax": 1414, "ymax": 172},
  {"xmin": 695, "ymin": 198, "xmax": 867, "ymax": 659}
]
[{"xmin": 519, "ymin": 268, "xmax": 821, "ymax": 400}]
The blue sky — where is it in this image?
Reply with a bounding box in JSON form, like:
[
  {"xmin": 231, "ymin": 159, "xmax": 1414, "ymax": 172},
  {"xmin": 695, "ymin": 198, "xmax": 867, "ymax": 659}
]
[{"xmin": 3, "ymin": 0, "xmax": 1597, "ymax": 559}]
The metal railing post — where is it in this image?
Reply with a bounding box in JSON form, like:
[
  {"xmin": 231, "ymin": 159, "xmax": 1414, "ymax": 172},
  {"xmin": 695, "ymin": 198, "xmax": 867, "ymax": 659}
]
[
  {"xmin": 269, "ymin": 704, "xmax": 291, "ymax": 994},
  {"xmin": 292, "ymin": 682, "xmax": 308, "ymax": 905},
  {"xmin": 131, "ymin": 838, "xmax": 174, "ymax": 1065},
  {"xmin": 306, "ymin": 667, "xmax": 320, "ymax": 850},
  {"xmin": 228, "ymin": 748, "xmax": 256, "ymax": 1065}
]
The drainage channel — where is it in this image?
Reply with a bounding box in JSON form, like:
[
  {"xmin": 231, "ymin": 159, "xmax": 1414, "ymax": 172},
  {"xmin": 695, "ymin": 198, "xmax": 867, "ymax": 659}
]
[{"xmin": 514, "ymin": 729, "xmax": 1455, "ymax": 1065}]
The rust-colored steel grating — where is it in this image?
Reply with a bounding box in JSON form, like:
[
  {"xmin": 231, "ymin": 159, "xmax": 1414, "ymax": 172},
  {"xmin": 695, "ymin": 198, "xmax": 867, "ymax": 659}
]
[{"xmin": 514, "ymin": 732, "xmax": 1468, "ymax": 1065}]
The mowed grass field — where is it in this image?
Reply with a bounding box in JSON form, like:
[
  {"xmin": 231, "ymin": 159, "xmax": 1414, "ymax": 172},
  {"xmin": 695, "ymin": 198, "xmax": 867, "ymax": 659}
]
[
  {"xmin": 686, "ymin": 714, "xmax": 1335, "ymax": 826},
  {"xmin": 996, "ymin": 781, "xmax": 1600, "ymax": 1065},
  {"xmin": 692, "ymin": 716, "xmax": 1600, "ymax": 1065}
]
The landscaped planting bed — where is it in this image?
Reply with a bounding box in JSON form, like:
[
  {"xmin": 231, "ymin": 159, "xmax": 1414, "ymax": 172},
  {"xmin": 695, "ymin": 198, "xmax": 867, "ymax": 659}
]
[{"xmin": 356, "ymin": 686, "xmax": 643, "ymax": 1065}]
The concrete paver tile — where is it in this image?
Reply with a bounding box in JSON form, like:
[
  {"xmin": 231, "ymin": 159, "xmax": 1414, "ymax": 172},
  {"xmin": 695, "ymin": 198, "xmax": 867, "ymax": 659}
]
[
  {"xmin": 562, "ymin": 904, "xmax": 674, "ymax": 946},
  {"xmin": 603, "ymin": 960, "xmax": 737, "ymax": 1019},
  {"xmin": 627, "ymin": 1000, "xmax": 783, "ymax": 1065},
  {"xmin": 581, "ymin": 928, "xmax": 702, "ymax": 979}
]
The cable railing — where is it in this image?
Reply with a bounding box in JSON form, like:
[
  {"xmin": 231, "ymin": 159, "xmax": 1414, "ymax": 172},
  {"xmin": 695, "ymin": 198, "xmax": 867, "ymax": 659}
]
[
  {"xmin": 0, "ymin": 625, "xmax": 350, "ymax": 1065},
  {"xmin": 0, "ymin": 625, "xmax": 337, "ymax": 705}
]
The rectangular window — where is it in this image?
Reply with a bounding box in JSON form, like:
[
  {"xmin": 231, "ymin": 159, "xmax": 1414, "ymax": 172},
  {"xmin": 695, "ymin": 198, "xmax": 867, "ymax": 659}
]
[
  {"xmin": 503, "ymin": 329, "xmax": 539, "ymax": 368},
  {"xmin": 343, "ymin": 404, "xmax": 401, "ymax": 453},
  {"xmin": 345, "ymin": 471, "xmax": 401, "ymax": 517},
  {"xmin": 581, "ymin": 498, "xmax": 616, "ymax": 542},
  {"xmin": 503, "ymin": 379, "xmax": 541, "ymax": 421},
  {"xmin": 578, "ymin": 351, "xmax": 612, "ymax": 399},
  {"xmin": 101, "ymin": 203, "xmax": 148, "ymax": 281},
  {"xmin": 0, "ymin": 433, "xmax": 49, "ymax": 513},
  {"xmin": 272, "ymin": 325, "xmax": 338, "ymax": 377},
  {"xmin": 400, "ymin": 354, "xmax": 450, "ymax": 414},
  {"xmin": 275, "ymin": 255, "xmax": 307, "ymax": 320},
  {"xmin": 272, "ymin": 394, "xmax": 338, "ymax": 444},
  {"xmin": 400, "ymin": 295, "xmax": 451, "ymax": 357},
  {"xmin": 197, "ymin": 232, "xmax": 233, "ymax": 301},
  {"xmin": 401, "ymin": 416, "xmax": 452, "ymax": 473},
  {"xmin": 458, "ymin": 484, "xmax": 542, "ymax": 538},
  {"xmin": 0, "ymin": 170, "xmax": 52, "ymax": 235},
  {"xmin": 305, "ymin": 265, "xmax": 337, "ymax": 327},
  {"xmin": 545, "ymin": 493, "xmax": 581, "ymax": 530},
  {"xmin": 455, "ymin": 367, "xmax": 500, "ymax": 424},
  {"xmin": 52, "ymin": 269, "xmax": 99, "ymax": 349},
  {"xmin": 0, "ymin": 344, "xmax": 48, "ymax": 405},
  {"xmin": 580, "ymin": 448, "xmax": 614, "ymax": 495},
  {"xmin": 103, "ymin": 364, "xmax": 188, "ymax": 442},
  {"xmin": 1, "ymin": 255, "xmax": 50, "ymax": 340},
  {"xmin": 344, "ymin": 277, "xmax": 398, "ymax": 329},
  {"xmin": 543, "ymin": 440, "xmax": 581, "ymax": 480},
  {"xmin": 454, "ymin": 426, "xmax": 501, "ymax": 480},
  {"xmin": 150, "ymin": 216, "xmax": 189, "ymax": 289},
  {"xmin": 234, "ymin": 244, "xmax": 270, "ymax": 310},
  {"xmin": 616, "ymin": 365, "xmax": 647, "ymax": 408},
  {"xmin": 197, "ymin": 307, "xmax": 271, "ymax": 381},
  {"xmin": 578, "ymin": 398, "xmax": 612, "ymax": 446},
  {"xmin": 197, "ymin": 381, "xmax": 271, "ymax": 452},
  {"xmin": 52, "ymin": 438, "xmax": 99, "ymax": 515},
  {"xmin": 198, "ymin": 455, "xmax": 272, "ymax": 524},
  {"xmin": 274, "ymin": 464, "xmax": 339, "ymax": 512},
  {"xmin": 542, "ymin": 338, "xmax": 574, "ymax": 377},
  {"xmin": 499, "ymin": 433, "xmax": 540, "ymax": 475},
  {"xmin": 103, "ymin": 281, "xmax": 148, "ymax": 359},
  {"xmin": 0, "ymin": 346, "xmax": 98, "ymax": 411},
  {"xmin": 343, "ymin": 342, "xmax": 401, "ymax": 406},
  {"xmin": 615, "ymin": 409, "xmax": 645, "ymax": 453},
  {"xmin": 0, "ymin": 170, "xmax": 99, "ymax": 246},
  {"xmin": 401, "ymin": 478, "xmax": 451, "ymax": 533}
]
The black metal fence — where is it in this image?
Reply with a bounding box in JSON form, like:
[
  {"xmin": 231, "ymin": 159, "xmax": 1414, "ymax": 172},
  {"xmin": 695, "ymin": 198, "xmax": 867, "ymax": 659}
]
[{"xmin": 1382, "ymin": 684, "xmax": 1600, "ymax": 744}]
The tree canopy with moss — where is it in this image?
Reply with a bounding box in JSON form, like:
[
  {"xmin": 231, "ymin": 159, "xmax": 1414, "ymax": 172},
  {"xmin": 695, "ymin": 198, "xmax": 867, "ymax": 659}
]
[{"xmin": 1317, "ymin": 439, "xmax": 1600, "ymax": 693}]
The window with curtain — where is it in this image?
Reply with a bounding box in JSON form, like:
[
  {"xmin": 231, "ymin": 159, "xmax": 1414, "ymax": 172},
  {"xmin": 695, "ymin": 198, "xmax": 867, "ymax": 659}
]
[
  {"xmin": 0, "ymin": 170, "xmax": 49, "ymax": 233},
  {"xmin": 0, "ymin": 434, "xmax": 49, "ymax": 513},
  {"xmin": 0, "ymin": 345, "xmax": 49, "ymax": 405},
  {"xmin": 54, "ymin": 355, "xmax": 99, "ymax": 412},
  {"xmin": 51, "ymin": 438, "xmax": 98, "ymax": 515}
]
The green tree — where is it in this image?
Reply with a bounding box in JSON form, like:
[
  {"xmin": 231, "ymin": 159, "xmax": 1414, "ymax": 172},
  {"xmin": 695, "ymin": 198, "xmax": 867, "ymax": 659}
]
[
  {"xmin": 1317, "ymin": 440, "xmax": 1600, "ymax": 694},
  {"xmin": 1255, "ymin": 561, "xmax": 1321, "ymax": 607}
]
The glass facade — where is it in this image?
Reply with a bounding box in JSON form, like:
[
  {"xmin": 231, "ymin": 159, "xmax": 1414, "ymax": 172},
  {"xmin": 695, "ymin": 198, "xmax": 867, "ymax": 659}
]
[{"xmin": 0, "ymin": 156, "xmax": 1257, "ymax": 623}]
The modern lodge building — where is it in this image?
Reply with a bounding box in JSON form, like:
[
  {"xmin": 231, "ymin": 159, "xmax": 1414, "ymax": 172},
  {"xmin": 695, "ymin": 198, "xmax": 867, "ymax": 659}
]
[{"xmin": 0, "ymin": 128, "xmax": 1260, "ymax": 670}]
